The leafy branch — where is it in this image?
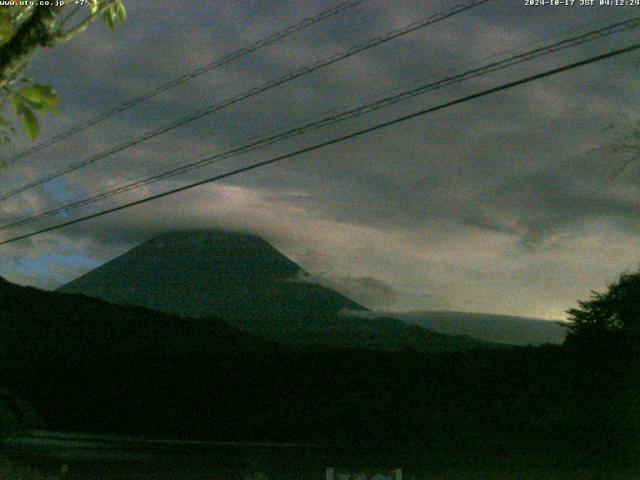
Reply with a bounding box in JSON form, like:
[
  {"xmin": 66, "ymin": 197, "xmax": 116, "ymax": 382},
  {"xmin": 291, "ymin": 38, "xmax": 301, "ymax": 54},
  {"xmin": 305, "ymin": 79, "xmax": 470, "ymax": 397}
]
[
  {"xmin": 0, "ymin": 1, "xmax": 125, "ymax": 145},
  {"xmin": 53, "ymin": 0, "xmax": 126, "ymax": 46}
]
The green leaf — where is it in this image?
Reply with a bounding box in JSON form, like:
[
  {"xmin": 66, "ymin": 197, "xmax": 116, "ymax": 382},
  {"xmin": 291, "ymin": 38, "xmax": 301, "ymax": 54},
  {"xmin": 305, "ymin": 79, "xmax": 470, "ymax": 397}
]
[
  {"xmin": 19, "ymin": 84, "xmax": 57, "ymax": 104},
  {"xmin": 10, "ymin": 93, "xmax": 25, "ymax": 115},
  {"xmin": 102, "ymin": 2, "xmax": 126, "ymax": 29},
  {"xmin": 21, "ymin": 98, "xmax": 45, "ymax": 112},
  {"xmin": 21, "ymin": 107, "xmax": 39, "ymax": 140},
  {"xmin": 18, "ymin": 84, "xmax": 59, "ymax": 112},
  {"xmin": 115, "ymin": 1, "xmax": 126, "ymax": 23},
  {"xmin": 0, "ymin": 17, "xmax": 15, "ymax": 46},
  {"xmin": 102, "ymin": 8, "xmax": 115, "ymax": 29}
]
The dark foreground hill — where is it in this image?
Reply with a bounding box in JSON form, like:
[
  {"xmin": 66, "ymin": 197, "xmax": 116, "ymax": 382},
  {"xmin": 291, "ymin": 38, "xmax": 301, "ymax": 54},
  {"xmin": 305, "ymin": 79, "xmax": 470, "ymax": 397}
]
[
  {"xmin": 0, "ymin": 275, "xmax": 270, "ymax": 365},
  {"xmin": 0, "ymin": 278, "xmax": 637, "ymax": 460},
  {"xmin": 58, "ymin": 230, "xmax": 491, "ymax": 352}
]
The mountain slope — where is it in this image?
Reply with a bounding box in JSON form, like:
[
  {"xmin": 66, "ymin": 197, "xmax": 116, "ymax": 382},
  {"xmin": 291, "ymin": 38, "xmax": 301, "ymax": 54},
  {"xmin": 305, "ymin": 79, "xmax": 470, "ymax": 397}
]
[
  {"xmin": 345, "ymin": 310, "xmax": 568, "ymax": 345},
  {"xmin": 0, "ymin": 275, "xmax": 269, "ymax": 365},
  {"xmin": 59, "ymin": 230, "xmax": 493, "ymax": 352}
]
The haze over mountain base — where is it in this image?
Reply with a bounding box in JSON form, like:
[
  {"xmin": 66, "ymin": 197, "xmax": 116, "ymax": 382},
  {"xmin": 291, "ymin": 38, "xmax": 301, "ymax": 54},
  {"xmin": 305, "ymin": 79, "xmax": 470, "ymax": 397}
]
[{"xmin": 343, "ymin": 310, "xmax": 567, "ymax": 345}]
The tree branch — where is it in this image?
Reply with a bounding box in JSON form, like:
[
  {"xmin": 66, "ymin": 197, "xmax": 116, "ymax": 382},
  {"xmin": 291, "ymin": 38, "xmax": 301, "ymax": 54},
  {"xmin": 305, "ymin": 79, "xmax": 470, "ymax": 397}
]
[
  {"xmin": 0, "ymin": 6, "xmax": 62, "ymax": 89},
  {"xmin": 53, "ymin": 0, "xmax": 117, "ymax": 46}
]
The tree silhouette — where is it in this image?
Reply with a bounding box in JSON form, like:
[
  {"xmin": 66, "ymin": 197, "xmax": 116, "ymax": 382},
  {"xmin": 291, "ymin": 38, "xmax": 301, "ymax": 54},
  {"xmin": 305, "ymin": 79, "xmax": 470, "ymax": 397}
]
[{"xmin": 565, "ymin": 267, "xmax": 640, "ymax": 348}]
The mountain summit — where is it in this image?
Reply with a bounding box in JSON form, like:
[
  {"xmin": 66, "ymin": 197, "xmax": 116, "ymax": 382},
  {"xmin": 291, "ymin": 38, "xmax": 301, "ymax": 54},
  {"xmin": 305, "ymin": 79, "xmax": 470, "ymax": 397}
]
[
  {"xmin": 60, "ymin": 230, "xmax": 364, "ymax": 333},
  {"xmin": 59, "ymin": 230, "xmax": 490, "ymax": 352}
]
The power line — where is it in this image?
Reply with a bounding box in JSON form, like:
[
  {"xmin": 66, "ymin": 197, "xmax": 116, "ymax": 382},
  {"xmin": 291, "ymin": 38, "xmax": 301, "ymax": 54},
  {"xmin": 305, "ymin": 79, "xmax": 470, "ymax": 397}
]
[
  {"xmin": 2, "ymin": 15, "xmax": 637, "ymax": 232},
  {"xmin": 1, "ymin": 42, "xmax": 637, "ymax": 247},
  {"xmin": 1, "ymin": 0, "xmax": 369, "ymax": 167},
  {"xmin": 0, "ymin": 0, "xmax": 490, "ymax": 203}
]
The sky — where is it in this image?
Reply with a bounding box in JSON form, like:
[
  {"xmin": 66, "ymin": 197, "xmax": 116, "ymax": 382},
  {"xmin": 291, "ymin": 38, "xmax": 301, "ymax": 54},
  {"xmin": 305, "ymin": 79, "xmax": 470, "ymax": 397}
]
[{"xmin": 0, "ymin": 0, "xmax": 639, "ymax": 320}]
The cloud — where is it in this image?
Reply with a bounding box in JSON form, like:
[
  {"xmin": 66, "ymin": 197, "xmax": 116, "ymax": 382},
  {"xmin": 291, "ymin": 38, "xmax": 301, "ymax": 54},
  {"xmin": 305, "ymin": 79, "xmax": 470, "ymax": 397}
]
[
  {"xmin": 291, "ymin": 271, "xmax": 398, "ymax": 308},
  {"xmin": 0, "ymin": 0, "xmax": 638, "ymax": 320}
]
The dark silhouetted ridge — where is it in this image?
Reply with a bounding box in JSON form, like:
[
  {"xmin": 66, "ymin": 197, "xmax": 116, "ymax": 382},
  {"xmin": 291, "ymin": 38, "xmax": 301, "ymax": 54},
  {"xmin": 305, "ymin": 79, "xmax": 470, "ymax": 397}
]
[{"xmin": 0, "ymin": 275, "xmax": 270, "ymax": 365}]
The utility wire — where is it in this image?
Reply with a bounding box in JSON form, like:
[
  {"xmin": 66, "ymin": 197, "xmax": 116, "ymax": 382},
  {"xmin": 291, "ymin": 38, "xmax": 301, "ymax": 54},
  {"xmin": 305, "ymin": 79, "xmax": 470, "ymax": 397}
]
[
  {"xmin": 2, "ymin": 15, "xmax": 638, "ymax": 232},
  {"xmin": 1, "ymin": 42, "xmax": 637, "ymax": 247},
  {"xmin": 0, "ymin": 0, "xmax": 490, "ymax": 203},
  {"xmin": 1, "ymin": 0, "xmax": 368, "ymax": 167},
  {"xmin": 0, "ymin": 9, "xmax": 598, "ymax": 230}
]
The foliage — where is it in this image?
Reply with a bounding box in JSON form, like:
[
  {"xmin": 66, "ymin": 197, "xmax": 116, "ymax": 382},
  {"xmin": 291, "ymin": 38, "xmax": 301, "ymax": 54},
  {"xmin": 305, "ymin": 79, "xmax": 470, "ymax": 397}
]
[
  {"xmin": 565, "ymin": 267, "xmax": 640, "ymax": 346},
  {"xmin": 7, "ymin": 82, "xmax": 59, "ymax": 141},
  {"xmin": 0, "ymin": 1, "xmax": 125, "ymax": 145}
]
